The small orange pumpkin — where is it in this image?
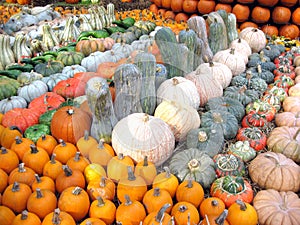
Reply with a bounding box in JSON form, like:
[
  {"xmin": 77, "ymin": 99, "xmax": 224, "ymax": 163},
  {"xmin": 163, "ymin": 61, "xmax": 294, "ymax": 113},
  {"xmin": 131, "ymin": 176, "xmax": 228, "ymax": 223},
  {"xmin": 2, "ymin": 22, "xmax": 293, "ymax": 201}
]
[
  {"xmin": 42, "ymin": 154, "xmax": 63, "ymax": 180},
  {"xmin": 87, "ymin": 176, "xmax": 116, "ymax": 201},
  {"xmin": 0, "ymin": 147, "xmax": 19, "ymax": 174},
  {"xmin": 8, "ymin": 163, "xmax": 36, "ymax": 186},
  {"xmin": 89, "ymin": 196, "xmax": 116, "ymax": 225},
  {"xmin": 0, "ymin": 205, "xmax": 16, "ymax": 225},
  {"xmin": 11, "ymin": 210, "xmax": 41, "ymax": 225}
]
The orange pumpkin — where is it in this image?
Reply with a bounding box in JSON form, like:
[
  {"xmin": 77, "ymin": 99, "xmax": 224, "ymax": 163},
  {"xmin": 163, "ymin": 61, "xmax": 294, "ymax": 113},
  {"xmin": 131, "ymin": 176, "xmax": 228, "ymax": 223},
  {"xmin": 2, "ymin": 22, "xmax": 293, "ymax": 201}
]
[
  {"xmin": 261, "ymin": 24, "xmax": 279, "ymax": 37},
  {"xmin": 280, "ymin": 0, "xmax": 298, "ymax": 6},
  {"xmin": 292, "ymin": 7, "xmax": 300, "ymax": 25},
  {"xmin": 182, "ymin": 0, "xmax": 198, "ymax": 13},
  {"xmin": 0, "ymin": 205, "xmax": 16, "ymax": 225},
  {"xmin": 31, "ymin": 174, "xmax": 56, "ymax": 193},
  {"xmin": 143, "ymin": 187, "xmax": 173, "ymax": 214},
  {"xmin": 36, "ymin": 134, "xmax": 58, "ymax": 156},
  {"xmin": 42, "ymin": 208, "xmax": 76, "ymax": 225},
  {"xmin": 257, "ymin": 0, "xmax": 279, "ymax": 6},
  {"xmin": 174, "ymin": 12, "xmax": 190, "ymax": 23},
  {"xmin": 171, "ymin": 201, "xmax": 200, "ymax": 225},
  {"xmin": 17, "ymin": 0, "xmax": 31, "ymax": 4},
  {"xmin": 11, "ymin": 210, "xmax": 41, "ymax": 225},
  {"xmin": 0, "ymin": 147, "xmax": 19, "ymax": 174},
  {"xmin": 0, "ymin": 168, "xmax": 8, "ymax": 193},
  {"xmin": 197, "ymin": 0, "xmax": 216, "ymax": 14},
  {"xmin": 10, "ymin": 136, "xmax": 34, "ymax": 160},
  {"xmin": 161, "ymin": 0, "xmax": 171, "ymax": 9},
  {"xmin": 239, "ymin": 21, "xmax": 259, "ymax": 30},
  {"xmin": 75, "ymin": 38, "xmax": 105, "ymax": 57},
  {"xmin": 42, "ymin": 154, "xmax": 64, "ymax": 181},
  {"xmin": 87, "ymin": 176, "xmax": 116, "ymax": 201},
  {"xmin": 272, "ymin": 6, "xmax": 292, "ymax": 24},
  {"xmin": 89, "ymin": 196, "xmax": 116, "ymax": 224},
  {"xmin": 214, "ymin": 3, "xmax": 232, "ymax": 13},
  {"xmin": 251, "ymin": 6, "xmax": 271, "ymax": 23},
  {"xmin": 8, "ymin": 163, "xmax": 36, "ymax": 186},
  {"xmin": 279, "ymin": 24, "xmax": 300, "ymax": 39},
  {"xmin": 66, "ymin": 152, "xmax": 90, "ymax": 173},
  {"xmin": 0, "ymin": 126, "xmax": 23, "ymax": 149},
  {"xmin": 232, "ymin": 4, "xmax": 250, "ymax": 22},
  {"xmin": 199, "ymin": 197, "xmax": 226, "ymax": 218},
  {"xmin": 171, "ymin": 0, "xmax": 183, "ymax": 12}
]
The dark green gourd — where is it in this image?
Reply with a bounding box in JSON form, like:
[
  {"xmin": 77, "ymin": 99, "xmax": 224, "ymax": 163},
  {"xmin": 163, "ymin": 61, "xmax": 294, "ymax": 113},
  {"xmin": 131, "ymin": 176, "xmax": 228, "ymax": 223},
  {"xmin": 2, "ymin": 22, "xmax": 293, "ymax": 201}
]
[
  {"xmin": 209, "ymin": 19, "xmax": 225, "ymax": 55},
  {"xmin": 227, "ymin": 13, "xmax": 239, "ymax": 44},
  {"xmin": 85, "ymin": 77, "xmax": 118, "ymax": 143},
  {"xmin": 134, "ymin": 52, "xmax": 157, "ymax": 115},
  {"xmin": 113, "ymin": 63, "xmax": 143, "ymax": 120}
]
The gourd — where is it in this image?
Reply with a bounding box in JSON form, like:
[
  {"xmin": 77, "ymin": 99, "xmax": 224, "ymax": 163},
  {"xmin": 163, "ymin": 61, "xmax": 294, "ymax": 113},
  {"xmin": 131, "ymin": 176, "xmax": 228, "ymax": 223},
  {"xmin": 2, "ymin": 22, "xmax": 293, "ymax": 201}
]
[
  {"xmin": 0, "ymin": 96, "xmax": 27, "ymax": 114},
  {"xmin": 41, "ymin": 73, "xmax": 69, "ymax": 91},
  {"xmin": 168, "ymin": 148, "xmax": 216, "ymax": 190},
  {"xmin": 230, "ymin": 73, "xmax": 268, "ymax": 94},
  {"xmin": 113, "ymin": 63, "xmax": 143, "ymax": 121},
  {"xmin": 17, "ymin": 71, "xmax": 43, "ymax": 86},
  {"xmin": 56, "ymin": 52, "xmax": 85, "ymax": 66},
  {"xmin": 12, "ymin": 32, "xmax": 32, "ymax": 61},
  {"xmin": 186, "ymin": 125, "xmax": 224, "ymax": 157},
  {"xmin": 227, "ymin": 200, "xmax": 258, "ymax": 225},
  {"xmin": 227, "ymin": 13, "xmax": 239, "ymax": 44},
  {"xmin": 171, "ymin": 201, "xmax": 200, "ymax": 225},
  {"xmin": 41, "ymin": 23, "xmax": 60, "ymax": 51},
  {"xmin": 0, "ymin": 76, "xmax": 20, "ymax": 101},
  {"xmin": 42, "ymin": 208, "xmax": 76, "ymax": 225},
  {"xmin": 17, "ymin": 80, "xmax": 48, "ymax": 103},
  {"xmin": 227, "ymin": 141, "xmax": 256, "ymax": 162},
  {"xmin": 59, "ymin": 16, "xmax": 80, "ymax": 45},
  {"xmin": 85, "ymin": 77, "xmax": 117, "ymax": 143},
  {"xmin": 248, "ymin": 152, "xmax": 300, "ymax": 192},
  {"xmin": 62, "ymin": 65, "xmax": 87, "ymax": 78},
  {"xmin": 11, "ymin": 210, "xmax": 41, "ymax": 225},
  {"xmin": 134, "ymin": 52, "xmax": 157, "ymax": 115},
  {"xmin": 213, "ymin": 153, "xmax": 245, "ymax": 177},
  {"xmin": 112, "ymin": 113, "xmax": 175, "ymax": 166},
  {"xmin": 154, "ymin": 100, "xmax": 201, "ymax": 142},
  {"xmin": 209, "ymin": 18, "xmax": 226, "ymax": 55},
  {"xmin": 143, "ymin": 187, "xmax": 173, "ymax": 214},
  {"xmin": 0, "ymin": 34, "xmax": 15, "ymax": 68},
  {"xmin": 245, "ymin": 64, "xmax": 274, "ymax": 84},
  {"xmin": 223, "ymin": 85, "xmax": 259, "ymax": 106},
  {"xmin": 157, "ymin": 77, "xmax": 200, "ymax": 109},
  {"xmin": 34, "ymin": 60, "xmax": 64, "ymax": 77},
  {"xmin": 89, "ymin": 196, "xmax": 116, "ymax": 225},
  {"xmin": 239, "ymin": 27, "xmax": 266, "ymax": 53},
  {"xmin": 229, "ymin": 38, "xmax": 252, "ymax": 57}
]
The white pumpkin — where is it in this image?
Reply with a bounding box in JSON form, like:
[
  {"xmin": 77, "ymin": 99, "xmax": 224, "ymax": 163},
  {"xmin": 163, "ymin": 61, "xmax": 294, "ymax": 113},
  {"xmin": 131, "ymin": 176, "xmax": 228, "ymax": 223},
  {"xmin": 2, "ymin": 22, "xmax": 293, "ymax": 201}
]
[
  {"xmin": 157, "ymin": 77, "xmax": 200, "ymax": 109},
  {"xmin": 213, "ymin": 48, "xmax": 246, "ymax": 76},
  {"xmin": 154, "ymin": 100, "xmax": 201, "ymax": 142},
  {"xmin": 62, "ymin": 64, "xmax": 86, "ymax": 78},
  {"xmin": 17, "ymin": 80, "xmax": 48, "ymax": 103},
  {"xmin": 41, "ymin": 73, "xmax": 69, "ymax": 91},
  {"xmin": 111, "ymin": 113, "xmax": 175, "ymax": 166},
  {"xmin": 239, "ymin": 27, "xmax": 266, "ymax": 53},
  {"xmin": 229, "ymin": 38, "xmax": 252, "ymax": 57},
  {"xmin": 195, "ymin": 61, "xmax": 233, "ymax": 88},
  {"xmin": 0, "ymin": 96, "xmax": 27, "ymax": 114}
]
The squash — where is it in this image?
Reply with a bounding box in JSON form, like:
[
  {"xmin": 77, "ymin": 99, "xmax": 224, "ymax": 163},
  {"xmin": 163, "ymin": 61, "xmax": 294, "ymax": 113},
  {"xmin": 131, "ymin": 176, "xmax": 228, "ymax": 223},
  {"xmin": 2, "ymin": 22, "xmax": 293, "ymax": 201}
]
[
  {"xmin": 34, "ymin": 60, "xmax": 64, "ymax": 77},
  {"xmin": 0, "ymin": 96, "xmax": 27, "ymax": 114},
  {"xmin": 275, "ymin": 111, "xmax": 300, "ymax": 127},
  {"xmin": 56, "ymin": 51, "xmax": 85, "ymax": 66},
  {"xmin": 239, "ymin": 27, "xmax": 266, "ymax": 53},
  {"xmin": 227, "ymin": 141, "xmax": 256, "ymax": 162},
  {"xmin": 223, "ymin": 85, "xmax": 259, "ymax": 106},
  {"xmin": 227, "ymin": 200, "xmax": 258, "ymax": 225},
  {"xmin": 248, "ymin": 151, "xmax": 300, "ymax": 192},
  {"xmin": 111, "ymin": 113, "xmax": 175, "ymax": 166},
  {"xmin": 213, "ymin": 153, "xmax": 245, "ymax": 177},
  {"xmin": 113, "ymin": 63, "xmax": 143, "ymax": 121},
  {"xmin": 209, "ymin": 18, "xmax": 227, "ymax": 55},
  {"xmin": 154, "ymin": 100, "xmax": 200, "ymax": 142},
  {"xmin": 168, "ymin": 148, "xmax": 216, "ymax": 190},
  {"xmin": 134, "ymin": 52, "xmax": 157, "ymax": 115},
  {"xmin": 253, "ymin": 189, "xmax": 300, "ymax": 225},
  {"xmin": 0, "ymin": 77, "xmax": 20, "ymax": 101},
  {"xmin": 85, "ymin": 77, "xmax": 117, "ymax": 143},
  {"xmin": 229, "ymin": 38, "xmax": 252, "ymax": 57}
]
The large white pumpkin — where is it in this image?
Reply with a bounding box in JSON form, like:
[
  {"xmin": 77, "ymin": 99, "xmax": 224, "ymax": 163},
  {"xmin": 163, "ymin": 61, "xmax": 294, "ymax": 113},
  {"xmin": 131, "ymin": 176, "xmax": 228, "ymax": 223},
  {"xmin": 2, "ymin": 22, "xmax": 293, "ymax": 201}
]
[
  {"xmin": 154, "ymin": 100, "xmax": 201, "ymax": 142},
  {"xmin": 239, "ymin": 27, "xmax": 266, "ymax": 53},
  {"xmin": 111, "ymin": 113, "xmax": 175, "ymax": 166},
  {"xmin": 157, "ymin": 77, "xmax": 200, "ymax": 109}
]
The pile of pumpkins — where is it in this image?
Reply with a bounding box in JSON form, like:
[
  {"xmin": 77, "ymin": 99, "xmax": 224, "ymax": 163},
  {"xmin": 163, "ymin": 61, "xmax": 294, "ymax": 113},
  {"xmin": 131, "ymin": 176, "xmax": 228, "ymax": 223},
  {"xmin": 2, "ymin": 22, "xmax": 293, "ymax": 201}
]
[{"xmin": 0, "ymin": 5, "xmax": 300, "ymax": 225}]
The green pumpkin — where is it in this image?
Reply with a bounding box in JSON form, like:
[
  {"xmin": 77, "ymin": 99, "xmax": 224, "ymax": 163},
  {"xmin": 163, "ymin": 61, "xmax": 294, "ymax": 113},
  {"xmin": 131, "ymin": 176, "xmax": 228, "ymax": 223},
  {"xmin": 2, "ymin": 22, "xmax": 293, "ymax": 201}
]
[
  {"xmin": 205, "ymin": 97, "xmax": 245, "ymax": 122},
  {"xmin": 34, "ymin": 60, "xmax": 64, "ymax": 77},
  {"xmin": 230, "ymin": 74, "xmax": 267, "ymax": 94},
  {"xmin": 110, "ymin": 31, "xmax": 137, "ymax": 44},
  {"xmin": 0, "ymin": 76, "xmax": 20, "ymax": 100},
  {"xmin": 56, "ymin": 51, "xmax": 85, "ymax": 66},
  {"xmin": 247, "ymin": 51, "xmax": 276, "ymax": 72},
  {"xmin": 41, "ymin": 73, "xmax": 69, "ymax": 91},
  {"xmin": 227, "ymin": 141, "xmax": 256, "ymax": 162},
  {"xmin": 262, "ymin": 44, "xmax": 281, "ymax": 61},
  {"xmin": 24, "ymin": 124, "xmax": 51, "ymax": 143},
  {"xmin": 213, "ymin": 153, "xmax": 245, "ymax": 177},
  {"xmin": 244, "ymin": 65, "xmax": 274, "ymax": 84},
  {"xmin": 39, "ymin": 109, "xmax": 57, "ymax": 126},
  {"xmin": 168, "ymin": 148, "xmax": 216, "ymax": 190},
  {"xmin": 223, "ymin": 86, "xmax": 260, "ymax": 106},
  {"xmin": 201, "ymin": 109, "xmax": 239, "ymax": 140},
  {"xmin": 208, "ymin": 19, "xmax": 226, "ymax": 55},
  {"xmin": 186, "ymin": 125, "xmax": 224, "ymax": 158}
]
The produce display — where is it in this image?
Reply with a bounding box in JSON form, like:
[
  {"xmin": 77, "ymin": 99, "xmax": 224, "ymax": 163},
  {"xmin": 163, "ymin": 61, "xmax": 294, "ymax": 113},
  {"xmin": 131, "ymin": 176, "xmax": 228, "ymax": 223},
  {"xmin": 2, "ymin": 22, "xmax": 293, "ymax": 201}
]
[{"xmin": 0, "ymin": 0, "xmax": 300, "ymax": 225}]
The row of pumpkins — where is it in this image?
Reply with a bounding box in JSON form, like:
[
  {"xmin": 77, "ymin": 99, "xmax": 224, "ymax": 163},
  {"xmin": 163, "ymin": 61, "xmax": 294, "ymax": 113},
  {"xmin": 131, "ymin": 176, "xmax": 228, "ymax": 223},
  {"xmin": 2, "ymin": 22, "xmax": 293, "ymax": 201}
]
[{"xmin": 0, "ymin": 9, "xmax": 300, "ymax": 225}]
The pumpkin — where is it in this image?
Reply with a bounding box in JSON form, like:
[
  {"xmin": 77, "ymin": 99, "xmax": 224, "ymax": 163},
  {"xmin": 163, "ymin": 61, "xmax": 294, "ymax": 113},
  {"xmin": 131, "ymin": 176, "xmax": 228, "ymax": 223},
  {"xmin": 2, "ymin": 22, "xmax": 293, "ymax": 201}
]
[
  {"xmin": 56, "ymin": 52, "xmax": 85, "ymax": 66},
  {"xmin": 28, "ymin": 92, "xmax": 65, "ymax": 114},
  {"xmin": 201, "ymin": 109, "xmax": 239, "ymax": 140},
  {"xmin": 111, "ymin": 113, "xmax": 175, "ymax": 166},
  {"xmin": 236, "ymin": 127, "xmax": 267, "ymax": 151},
  {"xmin": 275, "ymin": 111, "xmax": 300, "ymax": 127},
  {"xmin": 106, "ymin": 153, "xmax": 134, "ymax": 182},
  {"xmin": 75, "ymin": 38, "xmax": 106, "ymax": 56},
  {"xmin": 11, "ymin": 210, "xmax": 41, "ymax": 225},
  {"xmin": 232, "ymin": 4, "xmax": 250, "ymax": 22},
  {"xmin": 267, "ymin": 126, "xmax": 300, "ymax": 163},
  {"xmin": 36, "ymin": 135, "xmax": 58, "ymax": 156},
  {"xmin": 157, "ymin": 77, "xmax": 200, "ymax": 109},
  {"xmin": 0, "ymin": 168, "xmax": 8, "ymax": 193},
  {"xmin": 53, "ymin": 77, "xmax": 86, "ymax": 99},
  {"xmin": 24, "ymin": 124, "xmax": 51, "ymax": 143},
  {"xmin": 84, "ymin": 163, "xmax": 107, "ymax": 183},
  {"xmin": 0, "ymin": 206, "xmax": 15, "ymax": 225},
  {"xmin": 116, "ymin": 166, "xmax": 147, "ymax": 203},
  {"xmin": 88, "ymin": 140, "xmax": 115, "ymax": 168},
  {"xmin": 261, "ymin": 24, "xmax": 279, "ymax": 37},
  {"xmin": 62, "ymin": 65, "xmax": 87, "ymax": 78},
  {"xmin": 34, "ymin": 60, "xmax": 64, "ymax": 77},
  {"xmin": 2, "ymin": 182, "xmax": 32, "ymax": 214},
  {"xmin": 154, "ymin": 100, "xmax": 200, "ymax": 142},
  {"xmin": 0, "ymin": 126, "xmax": 22, "ymax": 149},
  {"xmin": 171, "ymin": 201, "xmax": 200, "ymax": 225},
  {"xmin": 134, "ymin": 155, "xmax": 157, "ymax": 186},
  {"xmin": 143, "ymin": 187, "xmax": 173, "ymax": 214},
  {"xmin": 199, "ymin": 197, "xmax": 226, "ymax": 218},
  {"xmin": 227, "ymin": 141, "xmax": 256, "ymax": 162},
  {"xmin": 253, "ymin": 189, "xmax": 300, "ymax": 225},
  {"xmin": 116, "ymin": 194, "xmax": 146, "ymax": 225},
  {"xmin": 168, "ymin": 148, "xmax": 216, "ymax": 190},
  {"xmin": 186, "ymin": 125, "xmax": 224, "ymax": 157},
  {"xmin": 41, "ymin": 73, "xmax": 69, "ymax": 91},
  {"xmin": 41, "ymin": 208, "xmax": 76, "ymax": 225},
  {"xmin": 248, "ymin": 151, "xmax": 300, "ymax": 192},
  {"xmin": 89, "ymin": 197, "xmax": 116, "ymax": 225},
  {"xmin": 210, "ymin": 175, "xmax": 254, "ymax": 208},
  {"xmin": 175, "ymin": 179, "xmax": 204, "ymax": 208},
  {"xmin": 31, "ymin": 174, "xmax": 55, "ymax": 193},
  {"xmin": 66, "ymin": 152, "xmax": 89, "ymax": 173},
  {"xmin": 143, "ymin": 203, "xmax": 173, "ymax": 225},
  {"xmin": 227, "ymin": 200, "xmax": 258, "ymax": 225},
  {"xmin": 279, "ymin": 24, "xmax": 300, "ymax": 40},
  {"xmin": 239, "ymin": 27, "xmax": 266, "ymax": 53},
  {"xmin": 0, "ymin": 147, "xmax": 19, "ymax": 174},
  {"xmin": 292, "ymin": 7, "xmax": 300, "ymax": 25},
  {"xmin": 17, "ymin": 80, "xmax": 48, "ymax": 103},
  {"xmin": 79, "ymin": 218, "xmax": 106, "ymax": 225},
  {"xmin": 8, "ymin": 163, "xmax": 35, "ymax": 186},
  {"xmin": 51, "ymin": 106, "xmax": 92, "ymax": 145},
  {"xmin": 213, "ymin": 153, "xmax": 245, "ymax": 177},
  {"xmin": 26, "ymin": 188, "xmax": 57, "ymax": 220},
  {"xmin": 0, "ymin": 96, "xmax": 27, "ymax": 114},
  {"xmin": 283, "ymin": 96, "xmax": 300, "ymax": 113},
  {"xmin": 0, "ymin": 76, "xmax": 20, "ymax": 101},
  {"xmin": 200, "ymin": 210, "xmax": 230, "ymax": 225},
  {"xmin": 87, "ymin": 176, "xmax": 115, "ymax": 201},
  {"xmin": 58, "ymin": 186, "xmax": 90, "ymax": 222}
]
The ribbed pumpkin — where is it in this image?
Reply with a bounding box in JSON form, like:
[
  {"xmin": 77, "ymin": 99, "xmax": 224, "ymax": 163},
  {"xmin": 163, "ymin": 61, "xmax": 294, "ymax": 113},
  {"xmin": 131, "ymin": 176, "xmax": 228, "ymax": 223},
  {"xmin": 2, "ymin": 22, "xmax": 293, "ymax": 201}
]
[
  {"xmin": 111, "ymin": 113, "xmax": 175, "ymax": 166},
  {"xmin": 239, "ymin": 27, "xmax": 266, "ymax": 53}
]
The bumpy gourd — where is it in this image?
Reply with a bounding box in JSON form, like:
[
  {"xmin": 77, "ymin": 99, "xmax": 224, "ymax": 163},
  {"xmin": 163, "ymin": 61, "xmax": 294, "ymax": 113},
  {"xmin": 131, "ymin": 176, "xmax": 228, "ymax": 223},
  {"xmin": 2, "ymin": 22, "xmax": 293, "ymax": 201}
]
[
  {"xmin": 85, "ymin": 77, "xmax": 117, "ymax": 143},
  {"xmin": 134, "ymin": 52, "xmax": 157, "ymax": 115},
  {"xmin": 113, "ymin": 63, "xmax": 143, "ymax": 121}
]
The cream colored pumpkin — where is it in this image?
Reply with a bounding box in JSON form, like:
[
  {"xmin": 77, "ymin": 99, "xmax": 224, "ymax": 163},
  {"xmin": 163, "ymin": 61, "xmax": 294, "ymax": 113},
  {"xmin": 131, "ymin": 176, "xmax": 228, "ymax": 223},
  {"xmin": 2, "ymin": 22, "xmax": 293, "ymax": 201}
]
[
  {"xmin": 288, "ymin": 83, "xmax": 300, "ymax": 97},
  {"xmin": 238, "ymin": 27, "xmax": 266, "ymax": 53},
  {"xmin": 154, "ymin": 100, "xmax": 201, "ymax": 142},
  {"xmin": 229, "ymin": 38, "xmax": 252, "ymax": 57},
  {"xmin": 295, "ymin": 67, "xmax": 300, "ymax": 77},
  {"xmin": 111, "ymin": 113, "xmax": 175, "ymax": 166},
  {"xmin": 253, "ymin": 189, "xmax": 300, "ymax": 225},
  {"xmin": 212, "ymin": 48, "xmax": 246, "ymax": 76},
  {"xmin": 157, "ymin": 77, "xmax": 200, "ymax": 109},
  {"xmin": 275, "ymin": 111, "xmax": 300, "ymax": 127},
  {"xmin": 283, "ymin": 96, "xmax": 300, "ymax": 113},
  {"xmin": 195, "ymin": 61, "xmax": 233, "ymax": 88},
  {"xmin": 294, "ymin": 55, "xmax": 300, "ymax": 67}
]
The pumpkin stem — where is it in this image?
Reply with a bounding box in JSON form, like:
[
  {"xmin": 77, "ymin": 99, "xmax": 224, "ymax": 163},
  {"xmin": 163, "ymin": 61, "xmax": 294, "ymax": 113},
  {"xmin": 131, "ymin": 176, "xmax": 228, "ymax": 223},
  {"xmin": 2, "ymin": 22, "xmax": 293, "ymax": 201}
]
[
  {"xmin": 30, "ymin": 144, "xmax": 39, "ymax": 154},
  {"xmin": 236, "ymin": 199, "xmax": 247, "ymax": 211},
  {"xmin": 9, "ymin": 125, "xmax": 23, "ymax": 134},
  {"xmin": 100, "ymin": 176, "xmax": 107, "ymax": 187},
  {"xmin": 143, "ymin": 114, "xmax": 149, "ymax": 122},
  {"xmin": 155, "ymin": 203, "xmax": 171, "ymax": 223},
  {"xmin": 178, "ymin": 205, "xmax": 188, "ymax": 212},
  {"xmin": 259, "ymin": 51, "xmax": 266, "ymax": 62},
  {"xmin": 36, "ymin": 188, "xmax": 43, "ymax": 199},
  {"xmin": 59, "ymin": 139, "xmax": 67, "ymax": 147},
  {"xmin": 62, "ymin": 165, "xmax": 73, "ymax": 176},
  {"xmin": 21, "ymin": 210, "xmax": 29, "ymax": 220},
  {"xmin": 96, "ymin": 196, "xmax": 105, "ymax": 207},
  {"xmin": 15, "ymin": 136, "xmax": 23, "ymax": 144},
  {"xmin": 198, "ymin": 130, "xmax": 208, "ymax": 142},
  {"xmin": 83, "ymin": 130, "xmax": 90, "ymax": 140},
  {"xmin": 74, "ymin": 152, "xmax": 81, "ymax": 162},
  {"xmin": 230, "ymin": 48, "xmax": 235, "ymax": 55},
  {"xmin": 85, "ymin": 221, "xmax": 92, "ymax": 225},
  {"xmin": 163, "ymin": 166, "xmax": 171, "ymax": 178},
  {"xmin": 293, "ymin": 128, "xmax": 300, "ymax": 140},
  {"xmin": 72, "ymin": 186, "xmax": 82, "ymax": 195},
  {"xmin": 143, "ymin": 155, "xmax": 149, "ymax": 167},
  {"xmin": 186, "ymin": 178, "xmax": 193, "ymax": 188},
  {"xmin": 52, "ymin": 208, "xmax": 61, "ymax": 224},
  {"xmin": 12, "ymin": 182, "xmax": 20, "ymax": 192},
  {"xmin": 264, "ymin": 153, "xmax": 280, "ymax": 165},
  {"xmin": 215, "ymin": 209, "xmax": 228, "ymax": 225},
  {"xmin": 127, "ymin": 166, "xmax": 136, "ymax": 181},
  {"xmin": 124, "ymin": 194, "xmax": 132, "ymax": 206},
  {"xmin": 50, "ymin": 153, "xmax": 57, "ymax": 164},
  {"xmin": 211, "ymin": 199, "xmax": 219, "ymax": 207},
  {"xmin": 153, "ymin": 187, "xmax": 161, "ymax": 197},
  {"xmin": 257, "ymin": 64, "xmax": 262, "ymax": 74},
  {"xmin": 0, "ymin": 147, "xmax": 8, "ymax": 154},
  {"xmin": 98, "ymin": 139, "xmax": 105, "ymax": 149},
  {"xmin": 117, "ymin": 153, "xmax": 125, "ymax": 160},
  {"xmin": 41, "ymin": 134, "xmax": 46, "ymax": 141},
  {"xmin": 35, "ymin": 174, "xmax": 42, "ymax": 183},
  {"xmin": 172, "ymin": 78, "xmax": 179, "ymax": 85}
]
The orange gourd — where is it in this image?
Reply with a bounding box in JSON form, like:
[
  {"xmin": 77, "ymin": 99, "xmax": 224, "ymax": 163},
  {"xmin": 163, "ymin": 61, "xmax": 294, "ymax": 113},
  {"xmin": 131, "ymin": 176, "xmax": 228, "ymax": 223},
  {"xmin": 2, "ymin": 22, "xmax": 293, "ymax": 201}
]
[
  {"xmin": 41, "ymin": 208, "xmax": 76, "ymax": 225},
  {"xmin": 11, "ymin": 210, "xmax": 41, "ymax": 225},
  {"xmin": 36, "ymin": 134, "xmax": 58, "ymax": 156},
  {"xmin": 76, "ymin": 130, "xmax": 98, "ymax": 158},
  {"xmin": 79, "ymin": 218, "xmax": 106, "ymax": 225},
  {"xmin": 251, "ymin": 6, "xmax": 271, "ymax": 23},
  {"xmin": 280, "ymin": 0, "xmax": 298, "ymax": 6},
  {"xmin": 0, "ymin": 147, "xmax": 19, "ymax": 174},
  {"xmin": 279, "ymin": 24, "xmax": 300, "ymax": 39},
  {"xmin": 214, "ymin": 3, "xmax": 232, "ymax": 13},
  {"xmin": 0, "ymin": 168, "xmax": 8, "ymax": 193},
  {"xmin": 10, "ymin": 136, "xmax": 34, "ymax": 160},
  {"xmin": 31, "ymin": 174, "xmax": 56, "ymax": 193},
  {"xmin": 88, "ymin": 140, "xmax": 115, "ymax": 168},
  {"xmin": 174, "ymin": 12, "xmax": 190, "ymax": 23},
  {"xmin": 58, "ymin": 186, "xmax": 90, "ymax": 222},
  {"xmin": 143, "ymin": 203, "xmax": 173, "ymax": 225},
  {"xmin": 292, "ymin": 7, "xmax": 300, "ymax": 25},
  {"xmin": 89, "ymin": 196, "xmax": 116, "ymax": 225},
  {"xmin": 106, "ymin": 153, "xmax": 134, "ymax": 182},
  {"xmin": 0, "ymin": 126, "xmax": 23, "ymax": 149},
  {"xmin": 8, "ymin": 163, "xmax": 36, "ymax": 186},
  {"xmin": 272, "ymin": 6, "xmax": 292, "ymax": 24},
  {"xmin": 232, "ymin": 4, "xmax": 250, "ymax": 22},
  {"xmin": 87, "ymin": 176, "xmax": 116, "ymax": 201},
  {"xmin": 197, "ymin": 0, "xmax": 216, "ymax": 14},
  {"xmin": 227, "ymin": 200, "xmax": 258, "ymax": 225},
  {"xmin": 42, "ymin": 154, "xmax": 63, "ymax": 180},
  {"xmin": 52, "ymin": 139, "xmax": 77, "ymax": 164},
  {"xmin": 134, "ymin": 155, "xmax": 157, "ymax": 186},
  {"xmin": 239, "ymin": 21, "xmax": 258, "ymax": 30},
  {"xmin": 171, "ymin": 0, "xmax": 183, "ymax": 12},
  {"xmin": 0, "ymin": 205, "xmax": 16, "ymax": 225},
  {"xmin": 161, "ymin": 0, "xmax": 171, "ymax": 9},
  {"xmin": 171, "ymin": 201, "xmax": 200, "ymax": 225},
  {"xmin": 199, "ymin": 197, "xmax": 226, "ymax": 218},
  {"xmin": 26, "ymin": 188, "xmax": 57, "ymax": 220},
  {"xmin": 257, "ymin": 0, "xmax": 279, "ymax": 6},
  {"xmin": 66, "ymin": 152, "xmax": 89, "ymax": 173},
  {"xmin": 261, "ymin": 24, "xmax": 279, "ymax": 37},
  {"xmin": 183, "ymin": 0, "xmax": 198, "ymax": 13},
  {"xmin": 200, "ymin": 210, "xmax": 230, "ymax": 225}
]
